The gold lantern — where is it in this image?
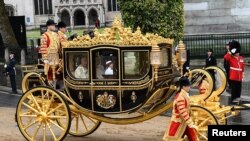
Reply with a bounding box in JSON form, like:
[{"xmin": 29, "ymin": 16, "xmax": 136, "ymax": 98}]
[
  {"xmin": 150, "ymin": 42, "xmax": 162, "ymax": 82},
  {"xmin": 176, "ymin": 41, "xmax": 187, "ymax": 75}
]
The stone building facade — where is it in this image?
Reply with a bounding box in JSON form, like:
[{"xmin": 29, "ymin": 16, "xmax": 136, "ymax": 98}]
[
  {"xmin": 4, "ymin": 0, "xmax": 121, "ymax": 29},
  {"xmin": 4, "ymin": 0, "xmax": 250, "ymax": 34},
  {"xmin": 184, "ymin": 0, "xmax": 250, "ymax": 34},
  {"xmin": 55, "ymin": 0, "xmax": 121, "ymax": 28}
]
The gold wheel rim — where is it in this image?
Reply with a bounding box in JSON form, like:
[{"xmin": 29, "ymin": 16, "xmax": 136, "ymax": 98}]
[
  {"xmin": 16, "ymin": 87, "xmax": 70, "ymax": 141},
  {"xmin": 191, "ymin": 106, "xmax": 218, "ymax": 141},
  {"xmin": 22, "ymin": 72, "xmax": 45, "ymax": 93},
  {"xmin": 189, "ymin": 69, "xmax": 214, "ymax": 102}
]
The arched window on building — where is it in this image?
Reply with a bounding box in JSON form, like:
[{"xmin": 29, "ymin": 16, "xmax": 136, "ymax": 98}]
[
  {"xmin": 61, "ymin": 10, "xmax": 70, "ymax": 26},
  {"xmin": 74, "ymin": 10, "xmax": 86, "ymax": 25},
  {"xmin": 5, "ymin": 5, "xmax": 15, "ymax": 16},
  {"xmin": 34, "ymin": 0, "xmax": 53, "ymax": 15},
  {"xmin": 108, "ymin": 0, "xmax": 120, "ymax": 11}
]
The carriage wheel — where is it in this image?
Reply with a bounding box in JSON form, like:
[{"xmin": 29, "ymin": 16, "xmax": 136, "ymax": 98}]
[
  {"xmin": 16, "ymin": 86, "xmax": 71, "ymax": 141},
  {"xmin": 216, "ymin": 113, "xmax": 227, "ymax": 125},
  {"xmin": 215, "ymin": 106, "xmax": 227, "ymax": 125},
  {"xmin": 189, "ymin": 105, "xmax": 218, "ymax": 141},
  {"xmin": 22, "ymin": 72, "xmax": 46, "ymax": 93},
  {"xmin": 56, "ymin": 106, "xmax": 101, "ymax": 137},
  {"xmin": 188, "ymin": 69, "xmax": 214, "ymax": 101}
]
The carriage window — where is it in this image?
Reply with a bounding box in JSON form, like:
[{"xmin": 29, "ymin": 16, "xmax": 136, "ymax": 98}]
[
  {"xmin": 123, "ymin": 51, "xmax": 149, "ymax": 79},
  {"xmin": 160, "ymin": 47, "xmax": 170, "ymax": 67},
  {"xmin": 93, "ymin": 49, "xmax": 118, "ymax": 79},
  {"xmin": 66, "ymin": 52, "xmax": 89, "ymax": 80}
]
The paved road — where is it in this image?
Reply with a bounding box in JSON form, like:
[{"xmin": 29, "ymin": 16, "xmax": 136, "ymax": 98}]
[
  {"xmin": 1, "ymin": 90, "xmax": 250, "ymax": 141},
  {"xmin": 0, "ymin": 91, "xmax": 169, "ymax": 141}
]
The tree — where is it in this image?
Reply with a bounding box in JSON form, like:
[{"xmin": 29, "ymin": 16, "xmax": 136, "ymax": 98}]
[
  {"xmin": 118, "ymin": 0, "xmax": 184, "ymax": 41},
  {"xmin": 0, "ymin": 0, "xmax": 20, "ymax": 62}
]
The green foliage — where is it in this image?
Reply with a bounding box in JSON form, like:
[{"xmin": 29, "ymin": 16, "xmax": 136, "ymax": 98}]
[{"xmin": 118, "ymin": 0, "xmax": 184, "ymax": 41}]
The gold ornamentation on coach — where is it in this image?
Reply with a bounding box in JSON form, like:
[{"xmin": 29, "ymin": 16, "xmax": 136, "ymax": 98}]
[
  {"xmin": 96, "ymin": 92, "xmax": 116, "ymax": 109},
  {"xmin": 130, "ymin": 91, "xmax": 137, "ymax": 103},
  {"xmin": 62, "ymin": 16, "xmax": 174, "ymax": 48}
]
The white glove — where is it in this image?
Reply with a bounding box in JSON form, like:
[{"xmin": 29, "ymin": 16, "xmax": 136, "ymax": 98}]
[
  {"xmin": 43, "ymin": 60, "xmax": 49, "ymax": 64},
  {"xmin": 4, "ymin": 64, "xmax": 7, "ymax": 68},
  {"xmin": 231, "ymin": 48, "xmax": 236, "ymax": 53}
]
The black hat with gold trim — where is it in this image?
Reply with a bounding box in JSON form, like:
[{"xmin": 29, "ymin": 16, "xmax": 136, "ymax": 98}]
[
  {"xmin": 46, "ymin": 19, "xmax": 56, "ymax": 26},
  {"xmin": 179, "ymin": 77, "xmax": 191, "ymax": 87},
  {"xmin": 58, "ymin": 21, "xmax": 67, "ymax": 28}
]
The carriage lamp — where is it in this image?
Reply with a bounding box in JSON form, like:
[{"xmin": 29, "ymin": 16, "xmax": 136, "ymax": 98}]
[
  {"xmin": 150, "ymin": 42, "xmax": 162, "ymax": 81},
  {"xmin": 176, "ymin": 41, "xmax": 187, "ymax": 75}
]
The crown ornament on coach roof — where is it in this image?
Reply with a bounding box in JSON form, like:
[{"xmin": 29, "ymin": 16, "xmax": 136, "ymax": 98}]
[{"xmin": 62, "ymin": 16, "xmax": 174, "ymax": 48}]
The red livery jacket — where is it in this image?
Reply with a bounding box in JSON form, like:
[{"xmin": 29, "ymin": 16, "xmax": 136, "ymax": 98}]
[
  {"xmin": 163, "ymin": 89, "xmax": 194, "ymax": 141},
  {"xmin": 224, "ymin": 52, "xmax": 244, "ymax": 81},
  {"xmin": 58, "ymin": 31, "xmax": 67, "ymax": 42},
  {"xmin": 39, "ymin": 30, "xmax": 60, "ymax": 81}
]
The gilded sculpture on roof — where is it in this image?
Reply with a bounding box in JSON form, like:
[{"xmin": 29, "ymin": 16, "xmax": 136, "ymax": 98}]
[{"xmin": 62, "ymin": 16, "xmax": 174, "ymax": 48}]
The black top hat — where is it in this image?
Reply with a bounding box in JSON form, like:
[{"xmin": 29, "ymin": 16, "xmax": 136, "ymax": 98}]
[
  {"xmin": 207, "ymin": 48, "xmax": 213, "ymax": 53},
  {"xmin": 9, "ymin": 51, "xmax": 15, "ymax": 55},
  {"xmin": 58, "ymin": 21, "xmax": 67, "ymax": 28},
  {"xmin": 229, "ymin": 40, "xmax": 241, "ymax": 55},
  {"xmin": 179, "ymin": 77, "xmax": 191, "ymax": 87},
  {"xmin": 226, "ymin": 41, "xmax": 231, "ymax": 46},
  {"xmin": 46, "ymin": 19, "xmax": 56, "ymax": 26}
]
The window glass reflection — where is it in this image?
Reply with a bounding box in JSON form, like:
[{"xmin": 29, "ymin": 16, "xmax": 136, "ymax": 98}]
[
  {"xmin": 160, "ymin": 47, "xmax": 170, "ymax": 67},
  {"xmin": 93, "ymin": 49, "xmax": 118, "ymax": 79},
  {"xmin": 123, "ymin": 51, "xmax": 149, "ymax": 79},
  {"xmin": 67, "ymin": 52, "xmax": 89, "ymax": 79}
]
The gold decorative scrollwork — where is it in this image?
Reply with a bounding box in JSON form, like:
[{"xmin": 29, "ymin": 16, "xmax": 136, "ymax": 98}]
[
  {"xmin": 122, "ymin": 76, "xmax": 150, "ymax": 85},
  {"xmin": 107, "ymin": 82, "xmax": 119, "ymax": 85},
  {"xmin": 95, "ymin": 82, "xmax": 104, "ymax": 85},
  {"xmin": 96, "ymin": 92, "xmax": 116, "ymax": 109},
  {"xmin": 78, "ymin": 91, "xmax": 83, "ymax": 102},
  {"xmin": 65, "ymin": 76, "xmax": 89, "ymax": 85},
  {"xmin": 130, "ymin": 91, "xmax": 137, "ymax": 103},
  {"xmin": 158, "ymin": 70, "xmax": 171, "ymax": 76},
  {"xmin": 62, "ymin": 16, "xmax": 174, "ymax": 48}
]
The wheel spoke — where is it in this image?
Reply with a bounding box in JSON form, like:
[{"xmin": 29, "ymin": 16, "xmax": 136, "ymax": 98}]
[
  {"xmin": 76, "ymin": 115, "xmax": 79, "ymax": 133},
  {"xmin": 48, "ymin": 115, "xmax": 67, "ymax": 119},
  {"xmin": 71, "ymin": 115, "xmax": 75, "ymax": 122},
  {"xmin": 47, "ymin": 104, "xmax": 63, "ymax": 115},
  {"xmin": 80, "ymin": 114, "xmax": 88, "ymax": 131},
  {"xmin": 48, "ymin": 119, "xmax": 64, "ymax": 131},
  {"xmin": 41, "ymin": 90, "xmax": 46, "ymax": 112},
  {"xmin": 45, "ymin": 94, "xmax": 55, "ymax": 113},
  {"xmin": 85, "ymin": 115, "xmax": 97, "ymax": 124},
  {"xmin": 21, "ymin": 111, "xmax": 33, "ymax": 116},
  {"xmin": 20, "ymin": 114, "xmax": 37, "ymax": 118},
  {"xmin": 43, "ymin": 124, "xmax": 46, "ymax": 141},
  {"xmin": 26, "ymin": 117, "xmax": 35, "ymax": 128},
  {"xmin": 198, "ymin": 132, "xmax": 208, "ymax": 140},
  {"xmin": 30, "ymin": 93, "xmax": 42, "ymax": 112},
  {"xmin": 31, "ymin": 122, "xmax": 42, "ymax": 140},
  {"xmin": 22, "ymin": 103, "xmax": 39, "ymax": 114},
  {"xmin": 23, "ymin": 120, "xmax": 39, "ymax": 130},
  {"xmin": 198, "ymin": 118, "xmax": 210, "ymax": 127},
  {"xmin": 55, "ymin": 109, "xmax": 67, "ymax": 115},
  {"xmin": 46, "ymin": 122, "xmax": 57, "ymax": 140},
  {"xmin": 198, "ymin": 128, "xmax": 208, "ymax": 132}
]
